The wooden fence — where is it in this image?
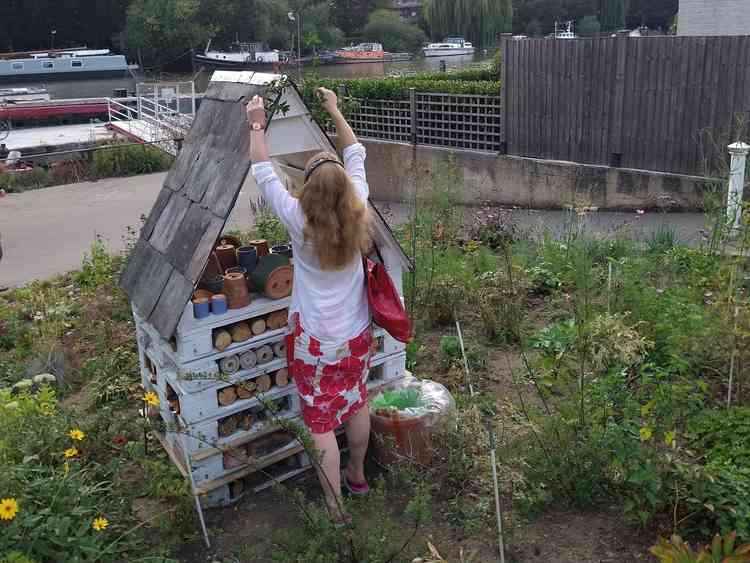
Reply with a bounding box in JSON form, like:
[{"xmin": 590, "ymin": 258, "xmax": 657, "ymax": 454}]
[
  {"xmin": 502, "ymin": 35, "xmax": 750, "ymax": 176},
  {"xmin": 328, "ymin": 90, "xmax": 503, "ymax": 152}
]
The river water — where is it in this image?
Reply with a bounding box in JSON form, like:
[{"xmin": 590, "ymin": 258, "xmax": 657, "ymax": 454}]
[{"xmin": 2, "ymin": 52, "xmax": 496, "ymax": 99}]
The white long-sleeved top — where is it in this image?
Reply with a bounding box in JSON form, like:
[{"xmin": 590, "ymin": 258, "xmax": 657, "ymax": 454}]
[{"xmin": 251, "ymin": 143, "xmax": 370, "ymax": 344}]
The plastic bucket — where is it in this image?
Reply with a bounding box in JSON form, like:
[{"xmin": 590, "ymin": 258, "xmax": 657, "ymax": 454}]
[{"xmin": 370, "ymin": 411, "xmax": 432, "ymax": 466}]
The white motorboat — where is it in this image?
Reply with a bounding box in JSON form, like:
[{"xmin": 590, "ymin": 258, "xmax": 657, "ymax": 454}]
[
  {"xmin": 193, "ymin": 40, "xmax": 285, "ymax": 70},
  {"xmin": 422, "ymin": 37, "xmax": 475, "ymax": 57}
]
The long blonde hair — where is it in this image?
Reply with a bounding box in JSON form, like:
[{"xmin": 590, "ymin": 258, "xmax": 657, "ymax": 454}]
[{"xmin": 300, "ymin": 152, "xmax": 371, "ymax": 270}]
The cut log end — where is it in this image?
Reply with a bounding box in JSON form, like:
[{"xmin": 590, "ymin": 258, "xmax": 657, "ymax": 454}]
[{"xmin": 213, "ymin": 329, "xmax": 233, "ymax": 352}]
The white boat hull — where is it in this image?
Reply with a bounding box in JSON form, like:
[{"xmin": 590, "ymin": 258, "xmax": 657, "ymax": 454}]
[{"xmin": 422, "ymin": 47, "xmax": 475, "ymax": 57}]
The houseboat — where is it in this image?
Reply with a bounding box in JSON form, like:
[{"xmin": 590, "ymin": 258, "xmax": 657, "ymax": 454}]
[
  {"xmin": 422, "ymin": 37, "xmax": 475, "ymax": 57},
  {"xmin": 0, "ymin": 49, "xmax": 130, "ymax": 83},
  {"xmin": 334, "ymin": 43, "xmax": 385, "ymax": 63},
  {"xmin": 193, "ymin": 40, "xmax": 286, "ymax": 70}
]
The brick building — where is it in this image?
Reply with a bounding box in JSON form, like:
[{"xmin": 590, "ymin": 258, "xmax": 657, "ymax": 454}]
[{"xmin": 678, "ymin": 0, "xmax": 750, "ymax": 36}]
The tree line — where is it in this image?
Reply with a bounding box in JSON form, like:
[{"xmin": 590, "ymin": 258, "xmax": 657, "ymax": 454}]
[{"xmin": 0, "ymin": 0, "xmax": 678, "ymax": 68}]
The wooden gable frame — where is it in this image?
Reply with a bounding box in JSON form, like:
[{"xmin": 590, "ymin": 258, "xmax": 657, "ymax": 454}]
[{"xmin": 120, "ymin": 71, "xmax": 411, "ymax": 340}]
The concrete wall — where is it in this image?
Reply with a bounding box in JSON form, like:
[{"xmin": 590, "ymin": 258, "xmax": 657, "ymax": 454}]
[
  {"xmin": 679, "ymin": 0, "xmax": 750, "ymax": 36},
  {"xmin": 361, "ymin": 140, "xmax": 723, "ymax": 211}
]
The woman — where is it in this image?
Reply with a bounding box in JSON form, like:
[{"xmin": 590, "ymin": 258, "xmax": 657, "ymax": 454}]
[{"xmin": 247, "ymin": 88, "xmax": 372, "ymax": 523}]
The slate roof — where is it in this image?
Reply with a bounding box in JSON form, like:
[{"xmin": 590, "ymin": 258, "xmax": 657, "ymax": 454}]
[{"xmin": 120, "ymin": 71, "xmax": 411, "ymax": 340}]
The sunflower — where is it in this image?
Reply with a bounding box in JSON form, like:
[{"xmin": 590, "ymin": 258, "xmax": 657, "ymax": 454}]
[
  {"xmin": 143, "ymin": 391, "xmax": 160, "ymax": 407},
  {"xmin": 68, "ymin": 429, "xmax": 85, "ymax": 441},
  {"xmin": 0, "ymin": 498, "xmax": 19, "ymax": 521},
  {"xmin": 92, "ymin": 516, "xmax": 109, "ymax": 531},
  {"xmin": 64, "ymin": 448, "xmax": 79, "ymax": 459}
]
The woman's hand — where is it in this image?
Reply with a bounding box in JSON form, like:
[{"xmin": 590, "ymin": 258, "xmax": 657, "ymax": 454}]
[
  {"xmin": 317, "ymin": 87, "xmax": 339, "ymax": 115},
  {"xmin": 246, "ymin": 95, "xmax": 267, "ymax": 129}
]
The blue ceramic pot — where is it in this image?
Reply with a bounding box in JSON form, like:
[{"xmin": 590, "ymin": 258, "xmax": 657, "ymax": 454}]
[
  {"xmin": 237, "ymin": 246, "xmax": 258, "ymax": 273},
  {"xmin": 211, "ymin": 294, "xmax": 228, "ymax": 315},
  {"xmin": 193, "ymin": 298, "xmax": 210, "ymax": 319}
]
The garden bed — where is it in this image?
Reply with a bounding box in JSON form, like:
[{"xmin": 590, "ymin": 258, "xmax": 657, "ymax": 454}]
[{"xmin": 2, "ymin": 183, "xmax": 750, "ymax": 561}]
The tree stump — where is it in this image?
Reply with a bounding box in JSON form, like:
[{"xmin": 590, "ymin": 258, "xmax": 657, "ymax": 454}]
[
  {"xmin": 255, "ymin": 345, "xmax": 273, "ymax": 365},
  {"xmin": 266, "ymin": 309, "xmax": 289, "ymax": 330},
  {"xmin": 237, "ymin": 412, "xmax": 254, "ymax": 431},
  {"xmin": 239, "ymin": 350, "xmax": 257, "ymax": 371},
  {"xmin": 272, "ymin": 341, "xmax": 286, "ymax": 358},
  {"xmin": 217, "ymin": 386, "xmax": 238, "ymax": 406},
  {"xmin": 256, "ymin": 373, "xmax": 272, "ymax": 393},
  {"xmin": 213, "ymin": 329, "xmax": 232, "ymax": 352},
  {"xmin": 230, "ymin": 322, "xmax": 252, "ymax": 342},
  {"xmin": 219, "ymin": 355, "xmax": 241, "ymax": 375},
  {"xmin": 250, "ymin": 318, "xmax": 267, "ymax": 336},
  {"xmin": 236, "ymin": 380, "xmax": 257, "ymax": 399},
  {"xmin": 223, "ymin": 447, "xmax": 248, "ymax": 470},
  {"xmin": 250, "ymin": 254, "xmax": 292, "ymax": 300},
  {"xmin": 275, "ymin": 368, "xmax": 289, "ymax": 387},
  {"xmin": 218, "ymin": 416, "xmax": 238, "ymax": 437}
]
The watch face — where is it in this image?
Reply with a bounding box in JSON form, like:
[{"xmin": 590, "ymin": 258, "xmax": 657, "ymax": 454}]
[{"xmin": 252, "ymin": 122, "xmax": 263, "ymax": 131}]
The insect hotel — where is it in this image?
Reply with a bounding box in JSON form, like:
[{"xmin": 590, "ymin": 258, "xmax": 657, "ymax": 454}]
[{"xmin": 119, "ymin": 71, "xmax": 411, "ymax": 518}]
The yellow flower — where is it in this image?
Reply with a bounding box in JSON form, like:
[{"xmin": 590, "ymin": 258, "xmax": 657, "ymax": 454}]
[
  {"xmin": 68, "ymin": 429, "xmax": 85, "ymax": 441},
  {"xmin": 640, "ymin": 427, "xmax": 653, "ymax": 442},
  {"xmin": 143, "ymin": 391, "xmax": 160, "ymax": 407},
  {"xmin": 0, "ymin": 498, "xmax": 19, "ymax": 521},
  {"xmin": 64, "ymin": 448, "xmax": 79, "ymax": 459},
  {"xmin": 92, "ymin": 516, "xmax": 109, "ymax": 531}
]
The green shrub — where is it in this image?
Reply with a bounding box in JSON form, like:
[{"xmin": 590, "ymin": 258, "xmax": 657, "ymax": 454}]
[
  {"xmin": 92, "ymin": 143, "xmax": 172, "ymax": 178},
  {"xmin": 0, "ymin": 168, "xmax": 52, "ymax": 193},
  {"xmin": 302, "ymin": 76, "xmax": 501, "ymax": 101}
]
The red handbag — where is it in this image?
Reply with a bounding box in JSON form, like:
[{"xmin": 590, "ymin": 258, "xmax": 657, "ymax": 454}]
[{"xmin": 364, "ymin": 247, "xmax": 412, "ymax": 343}]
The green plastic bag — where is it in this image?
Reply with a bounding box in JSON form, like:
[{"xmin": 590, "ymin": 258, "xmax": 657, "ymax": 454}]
[{"xmin": 371, "ymin": 388, "xmax": 424, "ymax": 412}]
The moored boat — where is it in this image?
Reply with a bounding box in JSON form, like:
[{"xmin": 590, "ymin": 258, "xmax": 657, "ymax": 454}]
[
  {"xmin": 0, "ymin": 48, "xmax": 131, "ymax": 83},
  {"xmin": 422, "ymin": 37, "xmax": 475, "ymax": 57},
  {"xmin": 0, "ymin": 87, "xmax": 50, "ymax": 103},
  {"xmin": 193, "ymin": 40, "xmax": 287, "ymax": 70},
  {"xmin": 334, "ymin": 43, "xmax": 384, "ymax": 63}
]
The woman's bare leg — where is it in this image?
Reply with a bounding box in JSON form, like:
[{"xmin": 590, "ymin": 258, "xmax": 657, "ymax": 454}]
[
  {"xmin": 343, "ymin": 405, "xmax": 370, "ymax": 483},
  {"xmin": 311, "ymin": 431, "xmax": 343, "ymax": 515}
]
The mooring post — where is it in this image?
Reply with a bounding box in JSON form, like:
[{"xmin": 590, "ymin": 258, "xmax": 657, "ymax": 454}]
[{"xmin": 727, "ymin": 142, "xmax": 750, "ymax": 231}]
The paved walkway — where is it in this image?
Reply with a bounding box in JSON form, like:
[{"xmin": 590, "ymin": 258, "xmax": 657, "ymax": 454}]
[
  {"xmin": 0, "ymin": 173, "xmax": 259, "ymax": 288},
  {"xmin": 0, "ymin": 173, "xmax": 712, "ymax": 288},
  {"xmin": 3, "ymin": 123, "xmax": 114, "ymax": 151}
]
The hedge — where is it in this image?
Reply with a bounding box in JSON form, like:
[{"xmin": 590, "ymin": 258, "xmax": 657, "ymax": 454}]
[{"xmin": 302, "ymin": 75, "xmax": 501, "ymax": 102}]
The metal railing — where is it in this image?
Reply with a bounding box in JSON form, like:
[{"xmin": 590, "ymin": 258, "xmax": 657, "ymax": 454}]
[
  {"xmin": 106, "ymin": 96, "xmax": 194, "ymax": 156},
  {"xmin": 326, "ymin": 88, "xmax": 503, "ymax": 152}
]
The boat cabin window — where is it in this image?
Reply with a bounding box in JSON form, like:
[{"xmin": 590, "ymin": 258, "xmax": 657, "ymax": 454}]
[
  {"xmin": 42, "ymin": 61, "xmax": 54, "ymax": 69},
  {"xmin": 11, "ymin": 62, "xmax": 23, "ymax": 70},
  {"xmin": 71, "ymin": 60, "xmax": 83, "ymax": 68}
]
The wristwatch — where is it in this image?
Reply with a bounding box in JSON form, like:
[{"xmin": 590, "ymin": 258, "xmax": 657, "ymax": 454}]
[{"xmin": 251, "ymin": 122, "xmax": 264, "ymax": 131}]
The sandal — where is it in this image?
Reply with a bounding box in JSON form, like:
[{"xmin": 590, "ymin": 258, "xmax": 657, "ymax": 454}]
[{"xmin": 342, "ymin": 470, "xmax": 370, "ymax": 496}]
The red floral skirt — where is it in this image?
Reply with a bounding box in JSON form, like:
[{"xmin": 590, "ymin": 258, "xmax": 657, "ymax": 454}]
[{"xmin": 286, "ymin": 313, "xmax": 372, "ymax": 434}]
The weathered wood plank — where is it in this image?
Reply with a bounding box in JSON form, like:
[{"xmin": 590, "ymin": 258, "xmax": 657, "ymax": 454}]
[
  {"xmin": 148, "ymin": 191, "xmax": 192, "ymax": 254},
  {"xmin": 123, "ymin": 241, "xmax": 174, "ymax": 320},
  {"xmin": 166, "ymin": 202, "xmax": 225, "ymax": 282},
  {"xmin": 204, "ymin": 82, "xmax": 263, "ymax": 103},
  {"xmin": 611, "ymin": 38, "xmax": 627, "ymax": 156},
  {"xmin": 149, "ymin": 268, "xmax": 195, "ymax": 338},
  {"xmin": 140, "ymin": 188, "xmax": 172, "ymax": 240}
]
